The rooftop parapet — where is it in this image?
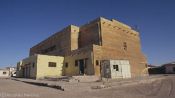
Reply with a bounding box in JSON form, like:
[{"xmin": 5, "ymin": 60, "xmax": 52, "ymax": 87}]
[{"xmin": 100, "ymin": 17, "xmax": 139, "ymax": 35}]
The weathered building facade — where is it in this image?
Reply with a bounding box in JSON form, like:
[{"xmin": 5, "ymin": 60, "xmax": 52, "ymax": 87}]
[{"xmin": 25, "ymin": 17, "xmax": 147, "ymax": 78}]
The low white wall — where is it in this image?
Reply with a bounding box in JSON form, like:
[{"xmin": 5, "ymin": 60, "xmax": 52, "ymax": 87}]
[{"xmin": 0, "ymin": 70, "xmax": 10, "ymax": 78}]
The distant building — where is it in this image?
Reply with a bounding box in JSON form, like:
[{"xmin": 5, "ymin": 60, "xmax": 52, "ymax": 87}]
[
  {"xmin": 0, "ymin": 69, "xmax": 10, "ymax": 78},
  {"xmin": 17, "ymin": 17, "xmax": 147, "ymax": 79},
  {"xmin": 163, "ymin": 62, "xmax": 175, "ymax": 74},
  {"xmin": 148, "ymin": 62, "xmax": 175, "ymax": 74},
  {"xmin": 6, "ymin": 67, "xmax": 16, "ymax": 77}
]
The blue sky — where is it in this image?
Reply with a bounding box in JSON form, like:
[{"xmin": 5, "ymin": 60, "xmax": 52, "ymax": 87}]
[{"xmin": 0, "ymin": 0, "xmax": 175, "ymax": 67}]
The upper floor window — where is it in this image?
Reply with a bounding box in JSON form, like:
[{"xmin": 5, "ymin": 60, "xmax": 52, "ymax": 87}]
[
  {"xmin": 41, "ymin": 45, "xmax": 56, "ymax": 54},
  {"xmin": 123, "ymin": 42, "xmax": 127, "ymax": 51}
]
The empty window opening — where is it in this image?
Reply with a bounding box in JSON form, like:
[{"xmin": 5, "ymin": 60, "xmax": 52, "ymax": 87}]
[
  {"xmin": 65, "ymin": 62, "xmax": 68, "ymax": 68},
  {"xmin": 32, "ymin": 63, "xmax": 35, "ymax": 68},
  {"xmin": 113, "ymin": 65, "xmax": 119, "ymax": 71},
  {"xmin": 75, "ymin": 60, "xmax": 78, "ymax": 67},
  {"xmin": 41, "ymin": 45, "xmax": 56, "ymax": 54},
  {"xmin": 96, "ymin": 60, "xmax": 99, "ymax": 66},
  {"xmin": 48, "ymin": 62, "xmax": 57, "ymax": 67},
  {"xmin": 173, "ymin": 67, "xmax": 175, "ymax": 72},
  {"xmin": 123, "ymin": 42, "xmax": 127, "ymax": 51}
]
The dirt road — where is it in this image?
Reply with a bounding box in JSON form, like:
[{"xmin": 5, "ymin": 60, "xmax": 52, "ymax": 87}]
[{"xmin": 0, "ymin": 75, "xmax": 175, "ymax": 98}]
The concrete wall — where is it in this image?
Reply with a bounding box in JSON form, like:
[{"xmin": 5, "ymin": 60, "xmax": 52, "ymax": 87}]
[
  {"xmin": 16, "ymin": 61, "xmax": 23, "ymax": 77},
  {"xmin": 79, "ymin": 19, "xmax": 101, "ymax": 48},
  {"xmin": 70, "ymin": 25, "xmax": 79, "ymax": 51},
  {"xmin": 0, "ymin": 69, "xmax": 10, "ymax": 78},
  {"xmin": 64, "ymin": 46, "xmax": 94, "ymax": 76},
  {"xmin": 30, "ymin": 25, "xmax": 79, "ymax": 56},
  {"xmin": 165, "ymin": 64, "xmax": 175, "ymax": 74},
  {"xmin": 36, "ymin": 55, "xmax": 64, "ymax": 79}
]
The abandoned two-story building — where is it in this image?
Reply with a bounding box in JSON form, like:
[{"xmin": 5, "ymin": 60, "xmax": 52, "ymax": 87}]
[{"xmin": 16, "ymin": 17, "xmax": 148, "ymax": 79}]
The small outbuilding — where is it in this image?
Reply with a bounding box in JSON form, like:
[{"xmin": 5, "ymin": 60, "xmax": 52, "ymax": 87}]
[
  {"xmin": 0, "ymin": 69, "xmax": 10, "ymax": 78},
  {"xmin": 16, "ymin": 54, "xmax": 64, "ymax": 79}
]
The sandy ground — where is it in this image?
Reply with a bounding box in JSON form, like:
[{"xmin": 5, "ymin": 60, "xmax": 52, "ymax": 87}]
[{"xmin": 0, "ymin": 75, "xmax": 175, "ymax": 98}]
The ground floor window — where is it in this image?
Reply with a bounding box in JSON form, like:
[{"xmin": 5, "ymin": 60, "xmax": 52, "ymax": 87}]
[
  {"xmin": 96, "ymin": 60, "xmax": 99, "ymax": 66},
  {"xmin": 65, "ymin": 62, "xmax": 68, "ymax": 68},
  {"xmin": 75, "ymin": 60, "xmax": 78, "ymax": 67},
  {"xmin": 48, "ymin": 62, "xmax": 57, "ymax": 67},
  {"xmin": 113, "ymin": 65, "xmax": 119, "ymax": 71},
  {"xmin": 3, "ymin": 72, "xmax": 7, "ymax": 74}
]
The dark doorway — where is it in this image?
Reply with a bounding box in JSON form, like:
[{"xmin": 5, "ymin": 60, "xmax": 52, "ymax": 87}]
[
  {"xmin": 28, "ymin": 66, "xmax": 31, "ymax": 78},
  {"xmin": 173, "ymin": 67, "xmax": 175, "ymax": 73},
  {"xmin": 79, "ymin": 59, "xmax": 85, "ymax": 75},
  {"xmin": 22, "ymin": 67, "xmax": 25, "ymax": 77}
]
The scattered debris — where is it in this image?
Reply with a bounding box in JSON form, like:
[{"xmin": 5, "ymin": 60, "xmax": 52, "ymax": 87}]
[
  {"xmin": 91, "ymin": 85, "xmax": 111, "ymax": 89},
  {"xmin": 43, "ymin": 76, "xmax": 71, "ymax": 82}
]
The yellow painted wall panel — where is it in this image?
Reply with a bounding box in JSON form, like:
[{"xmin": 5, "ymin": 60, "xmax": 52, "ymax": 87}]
[{"xmin": 36, "ymin": 55, "xmax": 64, "ymax": 79}]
